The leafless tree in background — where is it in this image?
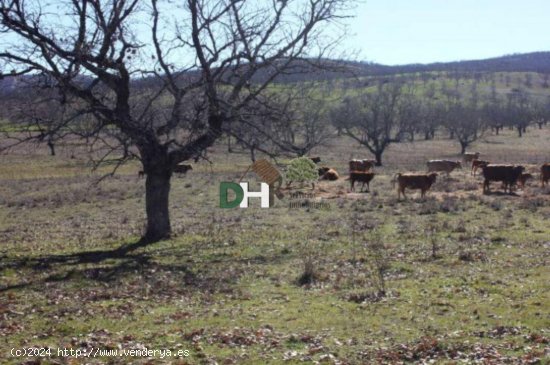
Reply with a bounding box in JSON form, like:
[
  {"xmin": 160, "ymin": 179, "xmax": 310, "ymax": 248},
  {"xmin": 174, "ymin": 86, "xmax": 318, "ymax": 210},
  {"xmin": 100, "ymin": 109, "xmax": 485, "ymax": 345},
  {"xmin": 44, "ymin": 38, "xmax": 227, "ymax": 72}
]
[
  {"xmin": 505, "ymin": 89, "xmax": 533, "ymax": 137},
  {"xmin": 0, "ymin": 0, "xmax": 354, "ymax": 244},
  {"xmin": 443, "ymin": 82, "xmax": 485, "ymax": 154},
  {"xmin": 331, "ymin": 81, "xmax": 405, "ymax": 166}
]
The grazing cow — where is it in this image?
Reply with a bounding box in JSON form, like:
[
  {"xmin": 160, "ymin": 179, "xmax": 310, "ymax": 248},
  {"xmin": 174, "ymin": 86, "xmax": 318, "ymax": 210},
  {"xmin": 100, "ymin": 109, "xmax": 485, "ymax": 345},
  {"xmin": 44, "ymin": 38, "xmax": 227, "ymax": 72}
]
[
  {"xmin": 138, "ymin": 170, "xmax": 145, "ymax": 178},
  {"xmin": 349, "ymin": 172, "xmax": 375, "ymax": 192},
  {"xmin": 471, "ymin": 159, "xmax": 490, "ymax": 176},
  {"xmin": 481, "ymin": 164, "xmax": 524, "ymax": 194},
  {"xmin": 541, "ymin": 163, "xmax": 550, "ymax": 187},
  {"xmin": 174, "ymin": 164, "xmax": 193, "ymax": 175},
  {"xmin": 517, "ymin": 173, "xmax": 533, "ymax": 189},
  {"xmin": 309, "ymin": 156, "xmax": 321, "ymax": 164},
  {"xmin": 463, "ymin": 152, "xmax": 480, "ymax": 164},
  {"xmin": 319, "ymin": 167, "xmax": 339, "ymax": 181},
  {"xmin": 396, "ymin": 173, "xmax": 438, "ymax": 199},
  {"xmin": 349, "ymin": 159, "xmax": 376, "ymax": 172},
  {"xmin": 427, "ymin": 160, "xmax": 462, "ymax": 176}
]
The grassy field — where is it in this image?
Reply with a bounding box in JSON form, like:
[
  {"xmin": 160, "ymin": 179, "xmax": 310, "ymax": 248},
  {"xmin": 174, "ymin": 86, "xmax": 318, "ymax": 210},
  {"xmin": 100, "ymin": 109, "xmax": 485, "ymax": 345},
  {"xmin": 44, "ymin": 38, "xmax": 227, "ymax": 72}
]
[{"xmin": 1, "ymin": 126, "xmax": 549, "ymax": 364}]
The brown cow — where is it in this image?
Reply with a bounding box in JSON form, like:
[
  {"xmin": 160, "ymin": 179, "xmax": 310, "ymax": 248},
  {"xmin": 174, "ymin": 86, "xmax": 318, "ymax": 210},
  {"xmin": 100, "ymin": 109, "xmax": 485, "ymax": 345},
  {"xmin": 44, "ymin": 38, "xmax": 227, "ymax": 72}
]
[
  {"xmin": 427, "ymin": 160, "xmax": 462, "ymax": 176},
  {"xmin": 463, "ymin": 152, "xmax": 480, "ymax": 164},
  {"xmin": 140, "ymin": 164, "xmax": 193, "ymax": 178},
  {"xmin": 396, "ymin": 173, "xmax": 438, "ymax": 199},
  {"xmin": 174, "ymin": 164, "xmax": 193, "ymax": 175},
  {"xmin": 349, "ymin": 172, "xmax": 375, "ymax": 192},
  {"xmin": 318, "ymin": 167, "xmax": 330, "ymax": 176},
  {"xmin": 541, "ymin": 163, "xmax": 550, "ymax": 187},
  {"xmin": 517, "ymin": 173, "xmax": 533, "ymax": 189},
  {"xmin": 471, "ymin": 159, "xmax": 489, "ymax": 176},
  {"xmin": 349, "ymin": 159, "xmax": 376, "ymax": 172},
  {"xmin": 319, "ymin": 167, "xmax": 339, "ymax": 181},
  {"xmin": 481, "ymin": 164, "xmax": 524, "ymax": 194},
  {"xmin": 309, "ymin": 156, "xmax": 321, "ymax": 164}
]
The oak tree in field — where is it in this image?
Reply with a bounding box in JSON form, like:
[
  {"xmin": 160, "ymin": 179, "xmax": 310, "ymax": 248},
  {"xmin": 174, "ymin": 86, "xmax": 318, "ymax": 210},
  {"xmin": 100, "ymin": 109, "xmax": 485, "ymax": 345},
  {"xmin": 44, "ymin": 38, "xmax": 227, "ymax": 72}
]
[
  {"xmin": 505, "ymin": 89, "xmax": 533, "ymax": 137},
  {"xmin": 0, "ymin": 0, "xmax": 353, "ymax": 244},
  {"xmin": 331, "ymin": 81, "xmax": 405, "ymax": 166},
  {"xmin": 444, "ymin": 82, "xmax": 485, "ymax": 154}
]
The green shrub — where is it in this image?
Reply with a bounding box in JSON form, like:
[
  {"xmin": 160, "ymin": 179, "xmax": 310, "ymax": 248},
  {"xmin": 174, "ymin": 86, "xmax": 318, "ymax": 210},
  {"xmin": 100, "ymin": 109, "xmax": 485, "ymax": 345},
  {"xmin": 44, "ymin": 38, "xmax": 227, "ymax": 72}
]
[{"xmin": 285, "ymin": 157, "xmax": 318, "ymax": 184}]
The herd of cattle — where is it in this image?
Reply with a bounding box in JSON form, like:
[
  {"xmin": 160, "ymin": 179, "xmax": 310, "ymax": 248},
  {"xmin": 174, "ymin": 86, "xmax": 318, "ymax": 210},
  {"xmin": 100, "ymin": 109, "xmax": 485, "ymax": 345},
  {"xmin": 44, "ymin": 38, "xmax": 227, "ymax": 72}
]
[
  {"xmin": 137, "ymin": 154, "xmax": 550, "ymax": 199},
  {"xmin": 315, "ymin": 153, "xmax": 550, "ymax": 199}
]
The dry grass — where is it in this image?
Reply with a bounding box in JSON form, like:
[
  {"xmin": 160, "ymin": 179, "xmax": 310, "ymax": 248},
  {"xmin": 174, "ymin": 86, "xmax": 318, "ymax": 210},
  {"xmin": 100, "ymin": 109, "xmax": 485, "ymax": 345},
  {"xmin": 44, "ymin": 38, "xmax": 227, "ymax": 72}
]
[{"xmin": 0, "ymin": 127, "xmax": 549, "ymax": 364}]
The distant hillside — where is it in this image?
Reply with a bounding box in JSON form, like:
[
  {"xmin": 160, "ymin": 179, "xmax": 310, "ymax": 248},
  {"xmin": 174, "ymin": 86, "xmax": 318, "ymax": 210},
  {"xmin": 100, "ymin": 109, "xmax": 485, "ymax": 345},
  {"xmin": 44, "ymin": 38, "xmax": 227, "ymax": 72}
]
[
  {"xmin": 2, "ymin": 51, "xmax": 550, "ymax": 92},
  {"xmin": 372, "ymin": 51, "xmax": 550, "ymax": 75},
  {"xmin": 267, "ymin": 52, "xmax": 550, "ymax": 82}
]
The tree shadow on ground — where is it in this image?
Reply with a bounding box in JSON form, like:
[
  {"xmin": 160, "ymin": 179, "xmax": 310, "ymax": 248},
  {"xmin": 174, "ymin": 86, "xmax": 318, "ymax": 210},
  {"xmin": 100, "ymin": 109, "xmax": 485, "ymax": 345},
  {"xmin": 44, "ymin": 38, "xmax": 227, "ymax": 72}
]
[
  {"xmin": 0, "ymin": 237, "xmax": 182, "ymax": 292},
  {"xmin": 482, "ymin": 191, "xmax": 520, "ymax": 197},
  {"xmin": 0, "ymin": 236, "xmax": 288, "ymax": 294}
]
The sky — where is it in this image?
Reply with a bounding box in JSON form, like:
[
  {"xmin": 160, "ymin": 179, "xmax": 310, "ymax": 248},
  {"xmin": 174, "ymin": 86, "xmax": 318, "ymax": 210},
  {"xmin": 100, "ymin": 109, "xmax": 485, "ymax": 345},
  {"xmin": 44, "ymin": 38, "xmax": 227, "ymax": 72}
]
[{"xmin": 345, "ymin": 0, "xmax": 550, "ymax": 65}]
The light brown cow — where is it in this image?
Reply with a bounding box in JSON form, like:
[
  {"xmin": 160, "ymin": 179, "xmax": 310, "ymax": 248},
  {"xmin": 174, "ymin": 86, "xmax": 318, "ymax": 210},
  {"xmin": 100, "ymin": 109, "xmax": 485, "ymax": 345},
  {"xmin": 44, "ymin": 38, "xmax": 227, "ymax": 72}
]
[
  {"xmin": 463, "ymin": 152, "xmax": 480, "ymax": 164},
  {"xmin": 427, "ymin": 160, "xmax": 462, "ymax": 176},
  {"xmin": 396, "ymin": 173, "xmax": 438, "ymax": 199},
  {"xmin": 319, "ymin": 167, "xmax": 339, "ymax": 181},
  {"xmin": 349, "ymin": 172, "xmax": 375, "ymax": 192},
  {"xmin": 541, "ymin": 163, "xmax": 550, "ymax": 187},
  {"xmin": 349, "ymin": 159, "xmax": 376, "ymax": 172},
  {"xmin": 471, "ymin": 159, "xmax": 490, "ymax": 176}
]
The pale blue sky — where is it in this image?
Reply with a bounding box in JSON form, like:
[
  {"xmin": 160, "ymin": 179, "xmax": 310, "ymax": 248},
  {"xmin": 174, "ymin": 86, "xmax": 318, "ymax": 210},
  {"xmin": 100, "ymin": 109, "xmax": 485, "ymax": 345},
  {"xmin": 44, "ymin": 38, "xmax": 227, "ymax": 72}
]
[{"xmin": 346, "ymin": 0, "xmax": 550, "ymax": 65}]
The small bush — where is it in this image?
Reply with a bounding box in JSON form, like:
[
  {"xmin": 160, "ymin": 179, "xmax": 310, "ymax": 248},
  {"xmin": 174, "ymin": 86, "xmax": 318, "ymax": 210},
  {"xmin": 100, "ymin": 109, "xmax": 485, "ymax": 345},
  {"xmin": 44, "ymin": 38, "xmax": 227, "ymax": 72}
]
[{"xmin": 285, "ymin": 157, "xmax": 318, "ymax": 186}]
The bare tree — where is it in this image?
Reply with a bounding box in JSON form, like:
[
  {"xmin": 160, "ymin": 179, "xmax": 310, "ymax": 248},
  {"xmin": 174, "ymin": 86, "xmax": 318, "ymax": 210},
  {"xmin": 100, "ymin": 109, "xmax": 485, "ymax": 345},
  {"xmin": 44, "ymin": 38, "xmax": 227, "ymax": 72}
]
[
  {"xmin": 505, "ymin": 89, "xmax": 533, "ymax": 137},
  {"xmin": 445, "ymin": 82, "xmax": 485, "ymax": 154},
  {"xmin": 398, "ymin": 89, "xmax": 425, "ymax": 142},
  {"xmin": 229, "ymin": 84, "xmax": 336, "ymax": 161},
  {"xmin": 531, "ymin": 98, "xmax": 550, "ymax": 130},
  {"xmin": 268, "ymin": 86, "xmax": 335, "ymax": 157},
  {"xmin": 0, "ymin": 0, "xmax": 353, "ymax": 244},
  {"xmin": 331, "ymin": 81, "xmax": 404, "ymax": 166},
  {"xmin": 418, "ymin": 83, "xmax": 442, "ymax": 140},
  {"xmin": 541, "ymin": 73, "xmax": 550, "ymax": 89}
]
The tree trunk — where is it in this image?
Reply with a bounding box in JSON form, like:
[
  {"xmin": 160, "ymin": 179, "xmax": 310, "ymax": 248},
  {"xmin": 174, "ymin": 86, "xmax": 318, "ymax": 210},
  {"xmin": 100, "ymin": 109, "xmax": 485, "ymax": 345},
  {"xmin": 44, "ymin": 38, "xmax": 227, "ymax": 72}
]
[
  {"xmin": 47, "ymin": 140, "xmax": 55, "ymax": 156},
  {"xmin": 227, "ymin": 135, "xmax": 233, "ymax": 152},
  {"xmin": 374, "ymin": 150, "xmax": 383, "ymax": 166},
  {"xmin": 144, "ymin": 170, "xmax": 172, "ymax": 242},
  {"xmin": 460, "ymin": 142, "xmax": 467, "ymax": 155},
  {"xmin": 517, "ymin": 126, "xmax": 523, "ymax": 137}
]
